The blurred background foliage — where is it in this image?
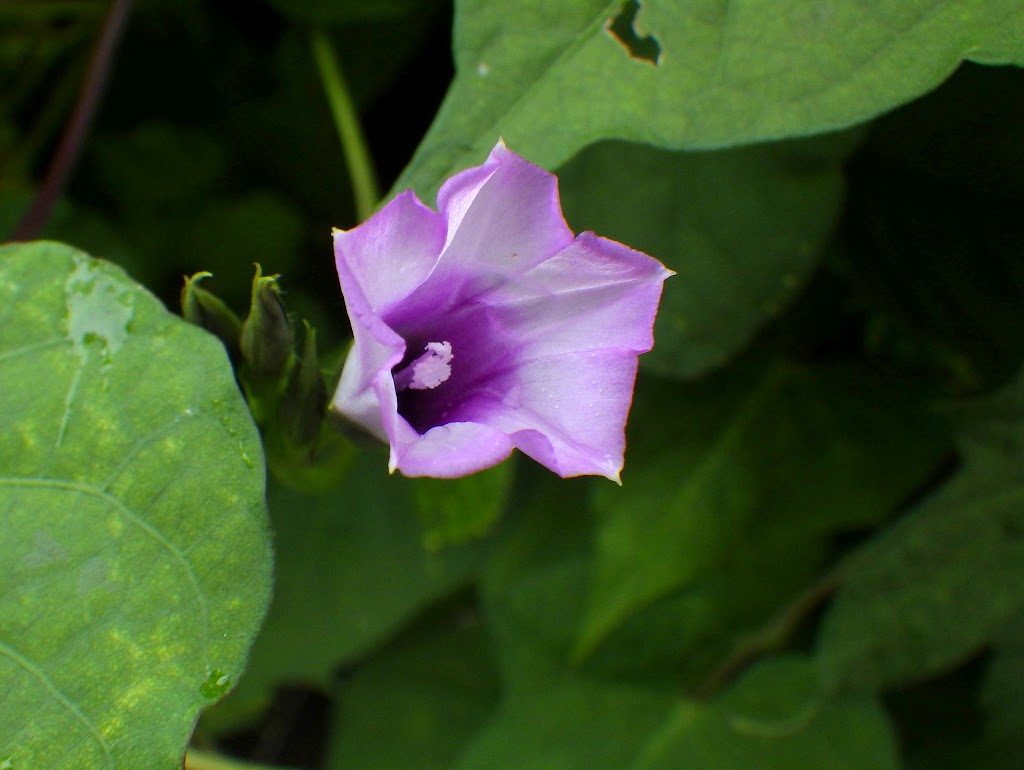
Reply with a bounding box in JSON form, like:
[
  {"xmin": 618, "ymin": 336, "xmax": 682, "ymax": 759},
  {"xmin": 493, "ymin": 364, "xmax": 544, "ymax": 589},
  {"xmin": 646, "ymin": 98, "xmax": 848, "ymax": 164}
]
[{"xmin": 2, "ymin": 0, "xmax": 1023, "ymax": 768}]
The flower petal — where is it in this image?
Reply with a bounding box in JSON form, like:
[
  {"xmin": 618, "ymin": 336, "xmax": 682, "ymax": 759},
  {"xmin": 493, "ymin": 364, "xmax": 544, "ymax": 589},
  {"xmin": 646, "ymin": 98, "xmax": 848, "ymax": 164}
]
[
  {"xmin": 387, "ymin": 419, "xmax": 514, "ymax": 478},
  {"xmin": 330, "ymin": 236, "xmax": 406, "ymax": 441},
  {"xmin": 458, "ymin": 348, "xmax": 642, "ymax": 482},
  {"xmin": 333, "ymin": 189, "xmax": 444, "ymax": 314},
  {"xmin": 438, "ymin": 141, "xmax": 574, "ymax": 266},
  {"xmin": 484, "ymin": 232, "xmax": 673, "ymax": 357},
  {"xmin": 400, "ymin": 141, "xmax": 575, "ymax": 315}
]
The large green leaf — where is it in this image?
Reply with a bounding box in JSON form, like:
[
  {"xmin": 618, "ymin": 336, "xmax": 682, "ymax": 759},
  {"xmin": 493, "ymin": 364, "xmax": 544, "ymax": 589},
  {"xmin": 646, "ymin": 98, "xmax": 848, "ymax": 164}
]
[
  {"xmin": 632, "ymin": 658, "xmax": 899, "ymax": 770},
  {"xmin": 412, "ymin": 462, "xmax": 513, "ymax": 550},
  {"xmin": 580, "ymin": 364, "xmax": 950, "ymax": 656},
  {"xmin": 394, "ymin": 0, "xmax": 1024, "ymax": 199},
  {"xmin": 559, "ymin": 134, "xmax": 857, "ymax": 378},
  {"xmin": 0, "ymin": 242, "xmax": 271, "ymax": 768},
  {"xmin": 816, "ymin": 373, "xmax": 1024, "ymax": 691},
  {"xmin": 472, "ymin": 474, "xmax": 898, "ymax": 769},
  {"xmin": 454, "ymin": 678, "xmax": 676, "ymax": 770},
  {"xmin": 326, "ymin": 604, "xmax": 500, "ymax": 770},
  {"xmin": 980, "ymin": 611, "xmax": 1024, "ymax": 769},
  {"xmin": 478, "ymin": 466, "xmax": 596, "ymax": 691},
  {"xmin": 201, "ymin": 455, "xmax": 488, "ymax": 729},
  {"xmin": 449, "ymin": 658, "xmax": 897, "ymax": 770}
]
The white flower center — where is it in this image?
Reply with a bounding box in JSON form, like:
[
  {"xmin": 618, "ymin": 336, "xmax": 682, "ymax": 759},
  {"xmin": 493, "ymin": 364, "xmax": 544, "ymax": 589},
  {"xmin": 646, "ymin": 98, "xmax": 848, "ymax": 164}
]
[{"xmin": 394, "ymin": 341, "xmax": 453, "ymax": 391}]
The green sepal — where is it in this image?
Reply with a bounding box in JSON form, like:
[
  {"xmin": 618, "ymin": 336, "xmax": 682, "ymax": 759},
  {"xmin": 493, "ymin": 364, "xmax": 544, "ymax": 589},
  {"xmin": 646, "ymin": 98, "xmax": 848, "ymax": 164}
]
[
  {"xmin": 263, "ymin": 322, "xmax": 355, "ymax": 492},
  {"xmin": 180, "ymin": 271, "xmax": 243, "ymax": 360},
  {"xmin": 279, "ymin": 320, "xmax": 327, "ymax": 450}
]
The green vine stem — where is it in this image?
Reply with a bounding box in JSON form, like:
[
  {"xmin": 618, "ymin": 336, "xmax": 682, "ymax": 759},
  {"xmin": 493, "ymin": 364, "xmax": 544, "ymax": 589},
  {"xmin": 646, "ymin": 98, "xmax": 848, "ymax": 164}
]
[{"xmin": 309, "ymin": 27, "xmax": 380, "ymax": 223}]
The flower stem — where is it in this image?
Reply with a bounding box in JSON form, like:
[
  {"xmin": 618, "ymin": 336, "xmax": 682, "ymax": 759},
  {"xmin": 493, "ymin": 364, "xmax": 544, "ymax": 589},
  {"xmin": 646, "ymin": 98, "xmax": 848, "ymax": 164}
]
[
  {"xmin": 309, "ymin": 28, "xmax": 380, "ymax": 222},
  {"xmin": 10, "ymin": 0, "xmax": 134, "ymax": 241},
  {"xmin": 184, "ymin": 748, "xmax": 299, "ymax": 770}
]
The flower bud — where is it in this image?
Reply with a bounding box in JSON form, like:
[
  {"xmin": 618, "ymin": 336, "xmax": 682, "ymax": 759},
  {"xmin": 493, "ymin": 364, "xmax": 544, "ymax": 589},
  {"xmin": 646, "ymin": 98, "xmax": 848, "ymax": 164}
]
[
  {"xmin": 240, "ymin": 264, "xmax": 292, "ymax": 381},
  {"xmin": 180, "ymin": 272, "xmax": 242, "ymax": 360},
  {"xmin": 279, "ymin": 321, "xmax": 327, "ymax": 449}
]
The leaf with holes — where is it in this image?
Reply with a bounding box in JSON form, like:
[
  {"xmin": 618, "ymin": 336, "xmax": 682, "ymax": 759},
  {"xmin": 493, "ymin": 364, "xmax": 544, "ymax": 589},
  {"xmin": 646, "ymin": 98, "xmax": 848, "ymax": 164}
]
[
  {"xmin": 0, "ymin": 242, "xmax": 272, "ymax": 769},
  {"xmin": 394, "ymin": 0, "xmax": 1024, "ymax": 200}
]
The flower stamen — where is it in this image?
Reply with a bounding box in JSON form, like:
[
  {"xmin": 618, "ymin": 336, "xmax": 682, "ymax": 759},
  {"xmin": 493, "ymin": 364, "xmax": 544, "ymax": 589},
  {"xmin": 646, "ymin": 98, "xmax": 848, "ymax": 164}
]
[{"xmin": 394, "ymin": 341, "xmax": 453, "ymax": 391}]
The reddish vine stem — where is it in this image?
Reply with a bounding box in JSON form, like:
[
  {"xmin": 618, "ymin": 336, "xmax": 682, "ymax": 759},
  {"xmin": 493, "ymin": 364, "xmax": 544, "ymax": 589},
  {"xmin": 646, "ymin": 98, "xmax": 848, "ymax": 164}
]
[{"xmin": 10, "ymin": 0, "xmax": 134, "ymax": 242}]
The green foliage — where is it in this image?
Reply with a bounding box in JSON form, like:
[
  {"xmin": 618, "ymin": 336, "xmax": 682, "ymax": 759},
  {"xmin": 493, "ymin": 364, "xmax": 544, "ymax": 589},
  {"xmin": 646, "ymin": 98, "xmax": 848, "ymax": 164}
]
[
  {"xmin": 395, "ymin": 0, "xmax": 1024, "ymax": 200},
  {"xmin": 559, "ymin": 132, "xmax": 860, "ymax": 378},
  {"xmin": 202, "ymin": 456, "xmax": 488, "ymax": 729},
  {"xmin": 326, "ymin": 605, "xmax": 500, "ymax": 770},
  {"xmin": 3, "ymin": 1, "xmax": 1024, "ymax": 768},
  {"xmin": 581, "ymin": 365, "xmax": 950, "ymax": 658},
  {"xmin": 453, "ymin": 678, "xmax": 676, "ymax": 770},
  {"xmin": 261, "ymin": 0, "xmax": 430, "ymax": 24},
  {"xmin": 842, "ymin": 63, "xmax": 1024, "ymax": 390},
  {"xmin": 0, "ymin": 242, "xmax": 271, "ymax": 768},
  {"xmin": 981, "ymin": 611, "xmax": 1024, "ymax": 768},
  {"xmin": 635, "ymin": 658, "xmax": 899, "ymax": 770},
  {"xmin": 816, "ymin": 372, "xmax": 1024, "ymax": 691},
  {"xmin": 411, "ymin": 462, "xmax": 514, "ymax": 550},
  {"xmin": 81, "ymin": 122, "xmax": 305, "ymax": 301}
]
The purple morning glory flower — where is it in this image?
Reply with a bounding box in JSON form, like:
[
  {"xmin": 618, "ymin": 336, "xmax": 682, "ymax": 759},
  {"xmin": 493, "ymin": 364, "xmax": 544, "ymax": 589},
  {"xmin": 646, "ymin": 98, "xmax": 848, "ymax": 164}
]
[{"xmin": 330, "ymin": 141, "xmax": 671, "ymax": 481}]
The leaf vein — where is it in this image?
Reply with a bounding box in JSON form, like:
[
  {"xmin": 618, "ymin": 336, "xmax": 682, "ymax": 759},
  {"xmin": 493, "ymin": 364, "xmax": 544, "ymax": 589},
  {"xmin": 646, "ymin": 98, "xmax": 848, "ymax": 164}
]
[
  {"xmin": 0, "ymin": 338, "xmax": 68, "ymax": 365},
  {"xmin": 99, "ymin": 409, "xmax": 201, "ymax": 493},
  {"xmin": 0, "ymin": 477, "xmax": 212, "ymax": 663},
  {"xmin": 0, "ymin": 639, "xmax": 116, "ymax": 769},
  {"xmin": 55, "ymin": 362, "xmax": 84, "ymax": 450}
]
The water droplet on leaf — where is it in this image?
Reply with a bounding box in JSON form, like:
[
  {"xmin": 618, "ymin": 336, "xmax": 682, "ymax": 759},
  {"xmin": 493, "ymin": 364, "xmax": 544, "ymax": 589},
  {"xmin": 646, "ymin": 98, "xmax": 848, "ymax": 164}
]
[{"xmin": 200, "ymin": 668, "xmax": 232, "ymax": 699}]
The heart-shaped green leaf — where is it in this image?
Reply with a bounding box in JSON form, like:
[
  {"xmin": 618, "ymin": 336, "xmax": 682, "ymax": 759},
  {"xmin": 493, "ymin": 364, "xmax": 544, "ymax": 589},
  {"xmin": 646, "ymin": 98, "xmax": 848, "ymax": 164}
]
[
  {"xmin": 395, "ymin": 0, "xmax": 1024, "ymax": 200},
  {"xmin": 0, "ymin": 242, "xmax": 272, "ymax": 769}
]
